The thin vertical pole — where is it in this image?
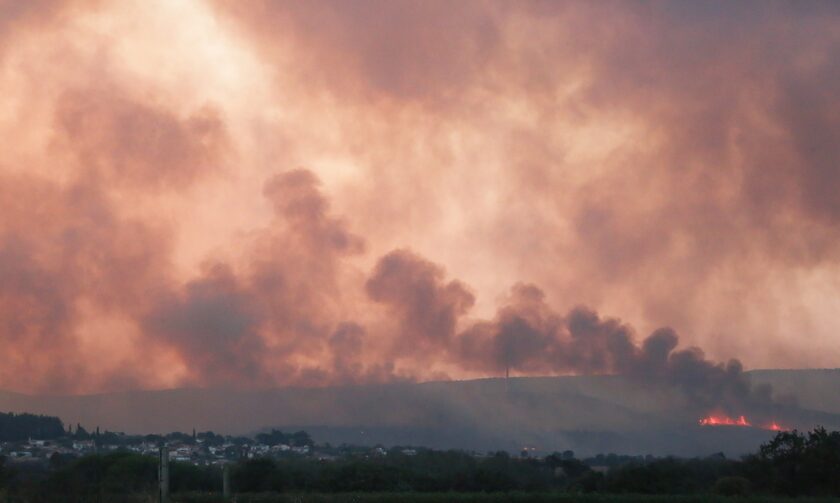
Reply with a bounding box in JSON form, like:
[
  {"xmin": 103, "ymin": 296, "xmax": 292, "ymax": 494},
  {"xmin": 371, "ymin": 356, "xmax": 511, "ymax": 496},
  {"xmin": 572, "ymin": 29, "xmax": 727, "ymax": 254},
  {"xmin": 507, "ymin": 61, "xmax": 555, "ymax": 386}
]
[
  {"xmin": 223, "ymin": 463, "xmax": 231, "ymax": 499},
  {"xmin": 159, "ymin": 446, "xmax": 170, "ymax": 503}
]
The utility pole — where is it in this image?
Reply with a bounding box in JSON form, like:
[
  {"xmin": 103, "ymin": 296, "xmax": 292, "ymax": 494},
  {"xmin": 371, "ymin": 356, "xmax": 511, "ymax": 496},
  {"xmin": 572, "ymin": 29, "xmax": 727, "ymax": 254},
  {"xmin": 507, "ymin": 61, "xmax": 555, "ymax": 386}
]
[
  {"xmin": 159, "ymin": 446, "xmax": 170, "ymax": 503},
  {"xmin": 222, "ymin": 463, "xmax": 231, "ymax": 499},
  {"xmin": 95, "ymin": 431, "xmax": 102, "ymax": 503}
]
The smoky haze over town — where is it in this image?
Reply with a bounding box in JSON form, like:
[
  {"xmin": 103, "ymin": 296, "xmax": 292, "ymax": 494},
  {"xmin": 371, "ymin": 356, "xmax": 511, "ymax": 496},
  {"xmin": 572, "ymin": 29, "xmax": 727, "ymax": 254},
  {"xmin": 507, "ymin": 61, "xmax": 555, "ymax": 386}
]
[{"xmin": 1, "ymin": 0, "xmax": 840, "ymax": 462}]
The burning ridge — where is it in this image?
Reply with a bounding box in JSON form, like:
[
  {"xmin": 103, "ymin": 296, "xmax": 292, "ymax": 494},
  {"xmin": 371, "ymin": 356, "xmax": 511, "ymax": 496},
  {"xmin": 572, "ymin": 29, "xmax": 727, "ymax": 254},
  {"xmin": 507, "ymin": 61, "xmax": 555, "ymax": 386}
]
[
  {"xmin": 369, "ymin": 254, "xmax": 796, "ymax": 426},
  {"xmin": 698, "ymin": 414, "xmax": 787, "ymax": 431}
]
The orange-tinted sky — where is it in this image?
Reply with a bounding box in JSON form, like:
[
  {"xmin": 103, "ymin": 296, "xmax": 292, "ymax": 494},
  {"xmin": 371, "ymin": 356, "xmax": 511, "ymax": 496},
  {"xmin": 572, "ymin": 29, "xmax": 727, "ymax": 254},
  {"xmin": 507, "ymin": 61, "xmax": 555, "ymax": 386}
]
[{"xmin": 1, "ymin": 0, "xmax": 839, "ymax": 394}]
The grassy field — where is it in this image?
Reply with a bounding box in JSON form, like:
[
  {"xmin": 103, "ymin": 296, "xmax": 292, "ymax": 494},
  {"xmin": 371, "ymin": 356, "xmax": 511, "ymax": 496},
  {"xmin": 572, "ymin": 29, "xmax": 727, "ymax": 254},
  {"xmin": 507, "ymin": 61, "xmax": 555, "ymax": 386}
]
[
  {"xmin": 171, "ymin": 493, "xmax": 840, "ymax": 503},
  {"xmin": 8, "ymin": 492, "xmax": 835, "ymax": 503}
]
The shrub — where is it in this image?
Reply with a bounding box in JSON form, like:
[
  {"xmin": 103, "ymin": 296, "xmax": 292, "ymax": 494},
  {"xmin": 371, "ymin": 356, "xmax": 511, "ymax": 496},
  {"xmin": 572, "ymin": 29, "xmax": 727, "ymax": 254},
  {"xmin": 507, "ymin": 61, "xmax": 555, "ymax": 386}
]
[{"xmin": 713, "ymin": 476, "xmax": 751, "ymax": 496}]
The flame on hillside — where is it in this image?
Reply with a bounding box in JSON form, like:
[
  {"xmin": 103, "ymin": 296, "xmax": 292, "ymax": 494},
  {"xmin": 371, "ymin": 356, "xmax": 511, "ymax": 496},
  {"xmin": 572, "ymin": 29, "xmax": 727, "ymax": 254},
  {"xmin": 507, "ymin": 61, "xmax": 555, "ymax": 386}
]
[
  {"xmin": 698, "ymin": 414, "xmax": 788, "ymax": 431},
  {"xmin": 699, "ymin": 414, "xmax": 750, "ymax": 427},
  {"xmin": 765, "ymin": 421, "xmax": 786, "ymax": 431}
]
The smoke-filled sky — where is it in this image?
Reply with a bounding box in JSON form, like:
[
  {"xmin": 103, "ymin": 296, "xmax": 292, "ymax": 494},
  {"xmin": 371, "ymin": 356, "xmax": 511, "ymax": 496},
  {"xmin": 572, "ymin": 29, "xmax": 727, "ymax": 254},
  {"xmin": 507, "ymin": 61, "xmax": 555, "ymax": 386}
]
[{"xmin": 1, "ymin": 0, "xmax": 839, "ymax": 395}]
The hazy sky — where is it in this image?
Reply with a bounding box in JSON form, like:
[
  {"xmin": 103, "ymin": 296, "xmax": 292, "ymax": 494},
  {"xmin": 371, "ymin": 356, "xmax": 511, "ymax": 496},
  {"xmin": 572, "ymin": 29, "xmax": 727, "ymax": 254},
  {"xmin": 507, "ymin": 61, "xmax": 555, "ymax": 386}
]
[{"xmin": 1, "ymin": 0, "xmax": 839, "ymax": 394}]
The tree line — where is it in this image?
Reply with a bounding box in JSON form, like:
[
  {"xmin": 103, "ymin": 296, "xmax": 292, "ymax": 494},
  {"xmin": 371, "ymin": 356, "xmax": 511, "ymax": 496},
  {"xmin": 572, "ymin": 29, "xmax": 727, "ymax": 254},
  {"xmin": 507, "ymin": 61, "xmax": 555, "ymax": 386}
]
[
  {"xmin": 0, "ymin": 413, "xmax": 65, "ymax": 442},
  {"xmin": 0, "ymin": 427, "xmax": 837, "ymax": 500}
]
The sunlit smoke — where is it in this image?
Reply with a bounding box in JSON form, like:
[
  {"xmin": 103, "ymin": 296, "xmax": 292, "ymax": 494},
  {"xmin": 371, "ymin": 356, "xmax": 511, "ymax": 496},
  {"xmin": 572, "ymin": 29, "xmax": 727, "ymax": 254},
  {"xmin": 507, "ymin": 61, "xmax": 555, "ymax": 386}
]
[{"xmin": 0, "ymin": 0, "xmax": 839, "ymax": 396}]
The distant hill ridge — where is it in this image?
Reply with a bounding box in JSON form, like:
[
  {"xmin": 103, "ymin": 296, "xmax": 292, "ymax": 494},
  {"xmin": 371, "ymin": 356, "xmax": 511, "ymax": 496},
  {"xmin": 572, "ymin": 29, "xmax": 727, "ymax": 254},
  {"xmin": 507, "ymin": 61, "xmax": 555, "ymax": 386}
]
[{"xmin": 0, "ymin": 369, "xmax": 837, "ymax": 457}]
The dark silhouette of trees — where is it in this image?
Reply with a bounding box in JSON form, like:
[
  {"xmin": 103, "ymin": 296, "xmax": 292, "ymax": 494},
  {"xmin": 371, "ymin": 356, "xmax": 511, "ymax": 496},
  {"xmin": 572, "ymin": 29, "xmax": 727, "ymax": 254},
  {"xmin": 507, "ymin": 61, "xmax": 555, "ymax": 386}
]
[
  {"xmin": 0, "ymin": 412, "xmax": 64, "ymax": 441},
  {"xmin": 0, "ymin": 421, "xmax": 838, "ymax": 499},
  {"xmin": 74, "ymin": 424, "xmax": 91, "ymax": 440},
  {"xmin": 255, "ymin": 429, "xmax": 313, "ymax": 447},
  {"xmin": 196, "ymin": 431, "xmax": 225, "ymax": 446},
  {"xmin": 745, "ymin": 427, "xmax": 840, "ymax": 496}
]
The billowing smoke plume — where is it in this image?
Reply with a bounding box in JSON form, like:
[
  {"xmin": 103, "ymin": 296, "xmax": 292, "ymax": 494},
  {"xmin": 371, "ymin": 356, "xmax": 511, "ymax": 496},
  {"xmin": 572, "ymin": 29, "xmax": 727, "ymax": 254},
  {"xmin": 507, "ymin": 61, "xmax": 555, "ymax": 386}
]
[
  {"xmin": 0, "ymin": 0, "xmax": 838, "ymax": 410},
  {"xmin": 365, "ymin": 260, "xmax": 782, "ymax": 417},
  {"xmin": 366, "ymin": 249, "xmax": 474, "ymax": 354},
  {"xmin": 461, "ymin": 292, "xmax": 779, "ymax": 417},
  {"xmin": 140, "ymin": 169, "xmax": 375, "ymax": 387}
]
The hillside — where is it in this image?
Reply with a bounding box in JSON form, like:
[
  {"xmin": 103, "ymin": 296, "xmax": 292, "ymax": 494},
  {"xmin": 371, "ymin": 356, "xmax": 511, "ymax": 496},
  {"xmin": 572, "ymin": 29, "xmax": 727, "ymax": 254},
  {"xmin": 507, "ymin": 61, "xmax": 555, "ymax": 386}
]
[
  {"xmin": 0, "ymin": 369, "xmax": 837, "ymax": 457},
  {"xmin": 748, "ymin": 368, "xmax": 840, "ymax": 414}
]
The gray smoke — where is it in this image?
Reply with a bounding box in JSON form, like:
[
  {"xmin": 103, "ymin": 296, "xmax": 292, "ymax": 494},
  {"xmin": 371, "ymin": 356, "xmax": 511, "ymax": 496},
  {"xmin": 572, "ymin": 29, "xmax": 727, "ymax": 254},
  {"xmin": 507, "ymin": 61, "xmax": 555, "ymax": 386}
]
[{"xmin": 366, "ymin": 261, "xmax": 789, "ymax": 420}]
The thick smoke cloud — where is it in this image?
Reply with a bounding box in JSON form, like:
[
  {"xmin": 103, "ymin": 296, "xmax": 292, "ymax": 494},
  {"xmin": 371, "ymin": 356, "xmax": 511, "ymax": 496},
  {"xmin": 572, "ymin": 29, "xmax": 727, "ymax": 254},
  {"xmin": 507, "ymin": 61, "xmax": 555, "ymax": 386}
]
[
  {"xmin": 214, "ymin": 0, "xmax": 840, "ymax": 368},
  {"xmin": 0, "ymin": 0, "xmax": 838, "ymax": 405},
  {"xmin": 0, "ymin": 173, "xmax": 172, "ymax": 392},
  {"xmin": 143, "ymin": 264, "xmax": 266, "ymax": 386},
  {"xmin": 451, "ymin": 285, "xmax": 776, "ymax": 416},
  {"xmin": 363, "ymin": 268, "xmax": 778, "ymax": 415},
  {"xmin": 54, "ymin": 86, "xmax": 229, "ymax": 189},
  {"xmin": 140, "ymin": 169, "xmax": 376, "ymax": 388},
  {"xmin": 366, "ymin": 249, "xmax": 474, "ymax": 352}
]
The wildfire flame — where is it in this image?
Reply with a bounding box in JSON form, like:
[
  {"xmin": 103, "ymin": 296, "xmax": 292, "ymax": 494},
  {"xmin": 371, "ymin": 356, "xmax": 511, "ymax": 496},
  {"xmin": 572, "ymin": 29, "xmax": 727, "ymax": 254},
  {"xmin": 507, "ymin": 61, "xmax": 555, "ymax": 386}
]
[
  {"xmin": 698, "ymin": 414, "xmax": 788, "ymax": 431},
  {"xmin": 699, "ymin": 415, "xmax": 750, "ymax": 427},
  {"xmin": 765, "ymin": 421, "xmax": 785, "ymax": 431}
]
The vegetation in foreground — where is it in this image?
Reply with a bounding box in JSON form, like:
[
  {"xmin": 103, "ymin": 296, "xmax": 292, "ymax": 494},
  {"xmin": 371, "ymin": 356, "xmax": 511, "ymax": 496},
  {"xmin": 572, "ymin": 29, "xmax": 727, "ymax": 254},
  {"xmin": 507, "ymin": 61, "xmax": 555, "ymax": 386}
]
[
  {"xmin": 1, "ymin": 493, "xmax": 838, "ymax": 503},
  {"xmin": 0, "ymin": 428, "xmax": 837, "ymax": 502},
  {"xmin": 172, "ymin": 495, "xmax": 840, "ymax": 503}
]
